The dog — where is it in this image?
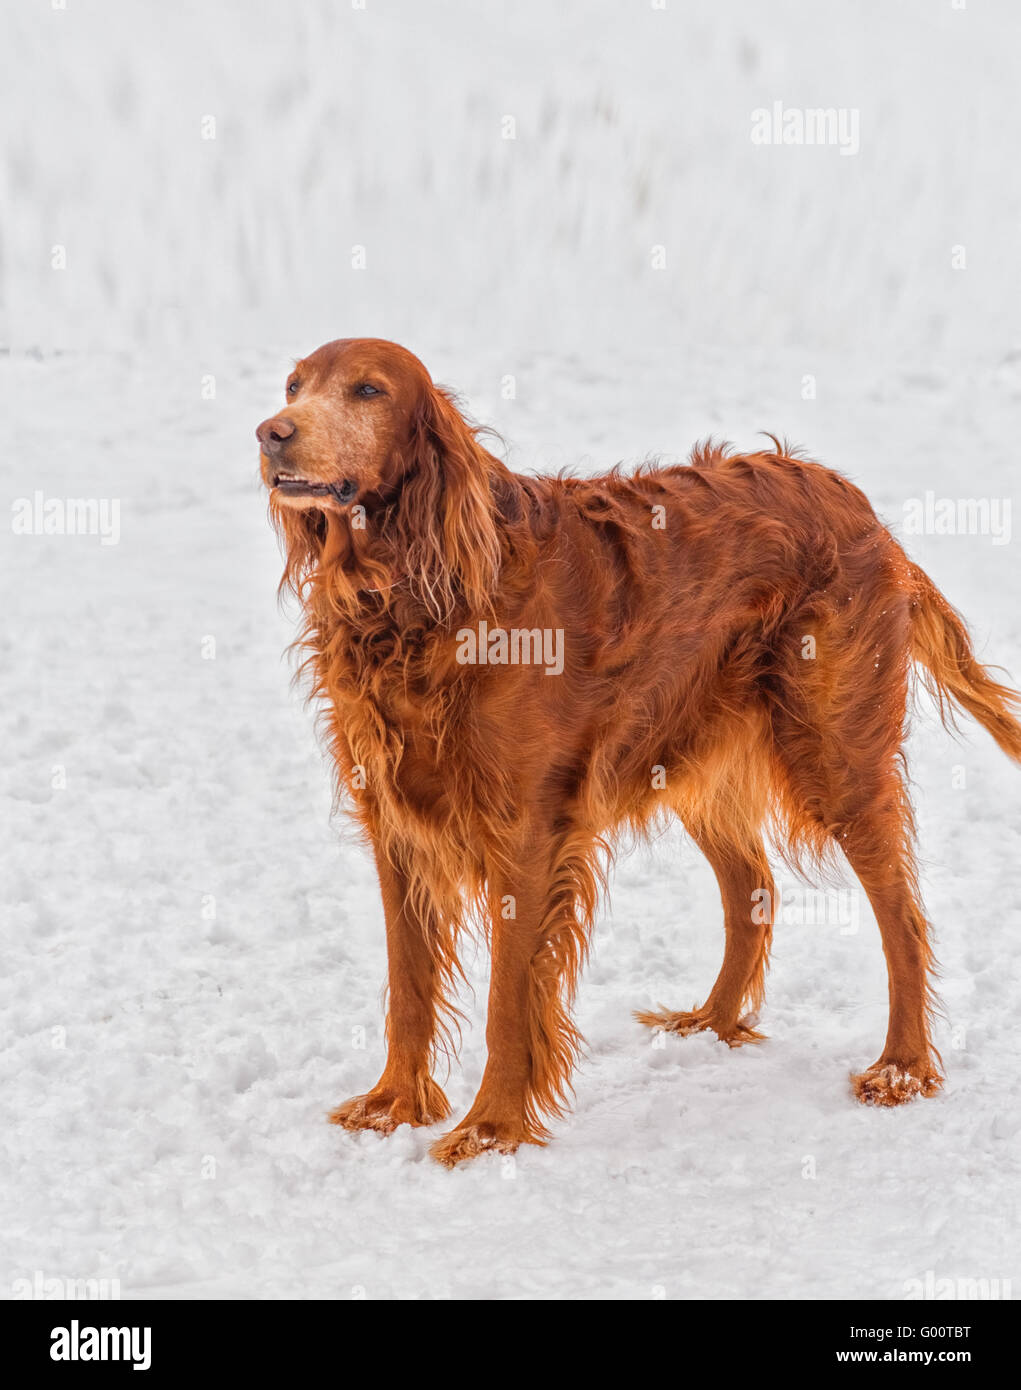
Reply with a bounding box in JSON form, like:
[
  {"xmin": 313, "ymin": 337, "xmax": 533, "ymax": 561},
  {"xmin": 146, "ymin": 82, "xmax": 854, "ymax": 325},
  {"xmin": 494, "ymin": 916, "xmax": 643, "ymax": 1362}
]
[{"xmin": 257, "ymin": 337, "xmax": 1021, "ymax": 1166}]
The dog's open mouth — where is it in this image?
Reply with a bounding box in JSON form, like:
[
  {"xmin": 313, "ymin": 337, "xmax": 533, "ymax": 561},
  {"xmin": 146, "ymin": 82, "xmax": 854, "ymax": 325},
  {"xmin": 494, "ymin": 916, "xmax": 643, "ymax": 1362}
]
[{"xmin": 272, "ymin": 472, "xmax": 358, "ymax": 504}]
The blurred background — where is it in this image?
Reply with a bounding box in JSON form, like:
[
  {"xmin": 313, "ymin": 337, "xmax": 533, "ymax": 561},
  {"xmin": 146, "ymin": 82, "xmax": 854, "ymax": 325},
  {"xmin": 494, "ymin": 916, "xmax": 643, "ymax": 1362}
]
[{"xmin": 3, "ymin": 0, "xmax": 1019, "ymax": 374}]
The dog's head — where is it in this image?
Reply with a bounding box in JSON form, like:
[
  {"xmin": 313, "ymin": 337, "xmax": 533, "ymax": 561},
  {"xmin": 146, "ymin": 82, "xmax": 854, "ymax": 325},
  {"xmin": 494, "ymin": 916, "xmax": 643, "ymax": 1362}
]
[
  {"xmin": 256, "ymin": 338, "xmax": 436, "ymax": 512},
  {"xmin": 258, "ymin": 338, "xmax": 502, "ymax": 621}
]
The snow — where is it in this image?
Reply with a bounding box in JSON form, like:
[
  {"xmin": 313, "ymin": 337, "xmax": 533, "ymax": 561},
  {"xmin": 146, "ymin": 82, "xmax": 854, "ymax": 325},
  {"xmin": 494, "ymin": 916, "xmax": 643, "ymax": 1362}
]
[{"xmin": 3, "ymin": 0, "xmax": 1020, "ymax": 1300}]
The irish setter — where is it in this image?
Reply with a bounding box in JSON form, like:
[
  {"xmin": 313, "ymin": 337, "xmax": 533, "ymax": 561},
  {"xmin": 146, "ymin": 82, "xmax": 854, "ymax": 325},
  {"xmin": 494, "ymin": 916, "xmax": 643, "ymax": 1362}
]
[{"xmin": 257, "ymin": 338, "xmax": 1021, "ymax": 1166}]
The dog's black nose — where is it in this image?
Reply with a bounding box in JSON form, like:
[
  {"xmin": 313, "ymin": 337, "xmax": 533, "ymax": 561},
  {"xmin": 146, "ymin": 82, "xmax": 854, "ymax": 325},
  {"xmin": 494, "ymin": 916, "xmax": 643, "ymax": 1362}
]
[{"xmin": 256, "ymin": 416, "xmax": 297, "ymax": 456}]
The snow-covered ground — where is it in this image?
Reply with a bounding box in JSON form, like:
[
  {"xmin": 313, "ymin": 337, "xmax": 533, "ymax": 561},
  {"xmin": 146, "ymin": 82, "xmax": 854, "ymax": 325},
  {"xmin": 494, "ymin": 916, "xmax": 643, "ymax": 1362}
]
[{"xmin": 3, "ymin": 1, "xmax": 1020, "ymax": 1300}]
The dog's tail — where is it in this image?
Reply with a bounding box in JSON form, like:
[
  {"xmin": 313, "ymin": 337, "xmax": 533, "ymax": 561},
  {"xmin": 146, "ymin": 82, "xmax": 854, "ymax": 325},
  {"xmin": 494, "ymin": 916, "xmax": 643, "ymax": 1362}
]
[{"xmin": 910, "ymin": 563, "xmax": 1021, "ymax": 763}]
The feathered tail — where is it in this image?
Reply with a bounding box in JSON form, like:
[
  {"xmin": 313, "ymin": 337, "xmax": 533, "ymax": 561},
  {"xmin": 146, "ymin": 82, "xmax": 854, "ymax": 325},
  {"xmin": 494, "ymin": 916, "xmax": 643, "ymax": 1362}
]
[{"xmin": 911, "ymin": 563, "xmax": 1021, "ymax": 762}]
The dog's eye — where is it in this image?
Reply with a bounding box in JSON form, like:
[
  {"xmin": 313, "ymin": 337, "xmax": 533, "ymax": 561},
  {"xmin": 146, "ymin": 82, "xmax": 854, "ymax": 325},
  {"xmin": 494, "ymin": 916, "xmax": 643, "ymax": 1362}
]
[
  {"xmin": 287, "ymin": 381, "xmax": 300, "ymax": 396},
  {"xmin": 355, "ymin": 383, "xmax": 381, "ymax": 397}
]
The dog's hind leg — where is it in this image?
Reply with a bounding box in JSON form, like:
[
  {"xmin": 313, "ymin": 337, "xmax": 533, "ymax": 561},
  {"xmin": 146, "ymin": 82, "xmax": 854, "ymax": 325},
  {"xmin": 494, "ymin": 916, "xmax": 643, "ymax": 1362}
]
[
  {"xmin": 635, "ymin": 831, "xmax": 774, "ymax": 1046},
  {"xmin": 768, "ymin": 598, "xmax": 944, "ymax": 1105},
  {"xmin": 839, "ymin": 781, "xmax": 944, "ymax": 1105},
  {"xmin": 779, "ymin": 753, "xmax": 943, "ymax": 1105}
]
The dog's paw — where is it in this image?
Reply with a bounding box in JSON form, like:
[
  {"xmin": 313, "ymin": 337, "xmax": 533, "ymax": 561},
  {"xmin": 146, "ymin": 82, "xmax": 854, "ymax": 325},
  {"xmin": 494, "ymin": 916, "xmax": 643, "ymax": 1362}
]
[
  {"xmin": 634, "ymin": 1005, "xmax": 766, "ymax": 1047},
  {"xmin": 851, "ymin": 1060, "xmax": 943, "ymax": 1107},
  {"xmin": 429, "ymin": 1120, "xmax": 537, "ymax": 1168},
  {"xmin": 329, "ymin": 1079, "xmax": 450, "ymax": 1135}
]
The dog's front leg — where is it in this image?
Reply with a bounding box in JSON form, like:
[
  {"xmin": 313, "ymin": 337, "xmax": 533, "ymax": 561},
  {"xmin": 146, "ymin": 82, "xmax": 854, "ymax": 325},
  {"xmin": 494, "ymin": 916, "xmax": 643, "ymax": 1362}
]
[
  {"xmin": 330, "ymin": 841, "xmax": 453, "ymax": 1135},
  {"xmin": 430, "ymin": 827, "xmax": 596, "ymax": 1166}
]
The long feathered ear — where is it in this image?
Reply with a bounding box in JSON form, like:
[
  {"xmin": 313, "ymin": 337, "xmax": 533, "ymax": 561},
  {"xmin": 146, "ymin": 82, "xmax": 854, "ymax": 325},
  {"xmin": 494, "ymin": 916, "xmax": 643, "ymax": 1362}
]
[{"xmin": 394, "ymin": 385, "xmax": 501, "ymax": 622}]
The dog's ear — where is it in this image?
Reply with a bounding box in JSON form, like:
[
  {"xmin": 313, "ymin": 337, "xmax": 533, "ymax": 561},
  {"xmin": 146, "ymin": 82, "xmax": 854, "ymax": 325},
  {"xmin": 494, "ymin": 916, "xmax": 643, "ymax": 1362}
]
[{"xmin": 396, "ymin": 385, "xmax": 501, "ymax": 621}]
